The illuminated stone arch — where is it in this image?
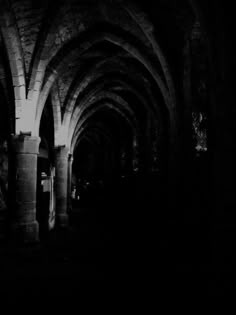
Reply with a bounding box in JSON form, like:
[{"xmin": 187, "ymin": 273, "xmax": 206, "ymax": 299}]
[
  {"xmin": 71, "ymin": 103, "xmax": 139, "ymax": 172},
  {"xmin": 69, "ymin": 96, "xmax": 139, "ymax": 149},
  {"xmin": 34, "ymin": 29, "xmax": 173, "ymax": 137},
  {"xmin": 62, "ymin": 57, "xmax": 162, "ymax": 131}
]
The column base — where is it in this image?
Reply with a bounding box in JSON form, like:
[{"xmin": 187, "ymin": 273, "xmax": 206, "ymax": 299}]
[
  {"xmin": 10, "ymin": 221, "xmax": 39, "ymax": 244},
  {"xmin": 56, "ymin": 213, "xmax": 69, "ymax": 228}
]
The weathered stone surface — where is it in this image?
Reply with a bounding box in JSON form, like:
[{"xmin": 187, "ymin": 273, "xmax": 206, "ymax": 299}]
[
  {"xmin": 9, "ymin": 135, "xmax": 40, "ymax": 243},
  {"xmin": 0, "ymin": 0, "xmax": 235, "ymax": 256},
  {"xmin": 11, "ymin": 135, "xmax": 40, "ymax": 154},
  {"xmin": 54, "ymin": 146, "xmax": 69, "ymax": 228},
  {"xmin": 11, "ymin": 0, "xmax": 47, "ymax": 74}
]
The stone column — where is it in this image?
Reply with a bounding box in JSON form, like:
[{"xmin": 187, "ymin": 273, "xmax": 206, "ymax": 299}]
[
  {"xmin": 54, "ymin": 146, "xmax": 69, "ymax": 227},
  {"xmin": 9, "ymin": 134, "xmax": 40, "ymax": 243},
  {"xmin": 67, "ymin": 153, "xmax": 73, "ymax": 212},
  {"xmin": 48, "ymin": 167, "xmax": 56, "ymax": 230}
]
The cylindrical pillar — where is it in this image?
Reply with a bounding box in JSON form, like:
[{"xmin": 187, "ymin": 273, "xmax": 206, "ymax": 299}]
[
  {"xmin": 9, "ymin": 134, "xmax": 40, "ymax": 243},
  {"xmin": 67, "ymin": 153, "xmax": 73, "ymax": 212},
  {"xmin": 54, "ymin": 146, "xmax": 69, "ymax": 227}
]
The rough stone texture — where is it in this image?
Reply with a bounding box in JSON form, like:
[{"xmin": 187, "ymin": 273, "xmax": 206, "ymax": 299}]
[
  {"xmin": 11, "ymin": 134, "xmax": 40, "ymax": 154},
  {"xmin": 54, "ymin": 146, "xmax": 69, "ymax": 227},
  {"xmin": 42, "ymin": 1, "xmax": 154, "ymax": 81},
  {"xmin": 67, "ymin": 154, "xmax": 73, "ymax": 211},
  {"xmin": 57, "ymin": 70, "xmax": 77, "ymax": 108},
  {"xmin": 9, "ymin": 135, "xmax": 40, "ymax": 243},
  {"xmin": 11, "ymin": 0, "xmax": 47, "ymax": 75},
  {"xmin": 0, "ymin": 1, "xmax": 234, "ymax": 267}
]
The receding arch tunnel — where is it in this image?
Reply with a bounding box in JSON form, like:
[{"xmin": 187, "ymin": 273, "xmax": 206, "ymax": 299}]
[
  {"xmin": 0, "ymin": 0, "xmax": 235, "ymax": 299},
  {"xmin": 71, "ymin": 105, "xmax": 137, "ymax": 208}
]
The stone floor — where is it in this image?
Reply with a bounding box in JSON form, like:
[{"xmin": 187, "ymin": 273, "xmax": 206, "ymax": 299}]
[{"xmin": 1, "ymin": 201, "xmax": 236, "ymax": 305}]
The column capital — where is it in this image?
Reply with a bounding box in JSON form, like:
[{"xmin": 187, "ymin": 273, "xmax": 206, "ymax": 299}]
[
  {"xmin": 10, "ymin": 134, "xmax": 41, "ymax": 154},
  {"xmin": 54, "ymin": 146, "xmax": 70, "ymax": 160}
]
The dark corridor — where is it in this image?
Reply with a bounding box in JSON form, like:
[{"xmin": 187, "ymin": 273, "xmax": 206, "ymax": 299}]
[{"xmin": 0, "ymin": 0, "xmax": 236, "ymax": 304}]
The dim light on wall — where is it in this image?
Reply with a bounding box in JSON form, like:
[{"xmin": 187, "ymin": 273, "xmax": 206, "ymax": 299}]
[
  {"xmin": 192, "ymin": 111, "xmax": 207, "ymax": 153},
  {"xmin": 55, "ymin": 125, "xmax": 67, "ymax": 146},
  {"xmin": 16, "ymin": 100, "xmax": 36, "ymax": 135}
]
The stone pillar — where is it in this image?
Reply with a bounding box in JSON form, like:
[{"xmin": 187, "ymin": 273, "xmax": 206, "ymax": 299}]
[
  {"xmin": 54, "ymin": 146, "xmax": 69, "ymax": 227},
  {"xmin": 67, "ymin": 153, "xmax": 73, "ymax": 212},
  {"xmin": 48, "ymin": 167, "xmax": 56, "ymax": 230},
  {"xmin": 9, "ymin": 134, "xmax": 40, "ymax": 243}
]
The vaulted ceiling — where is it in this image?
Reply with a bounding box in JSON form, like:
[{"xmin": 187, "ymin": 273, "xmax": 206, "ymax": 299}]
[{"xmin": 0, "ymin": 0, "xmax": 207, "ymax": 174}]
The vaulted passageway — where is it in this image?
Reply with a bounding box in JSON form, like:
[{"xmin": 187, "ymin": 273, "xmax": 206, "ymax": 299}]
[{"xmin": 0, "ymin": 0, "xmax": 235, "ymax": 300}]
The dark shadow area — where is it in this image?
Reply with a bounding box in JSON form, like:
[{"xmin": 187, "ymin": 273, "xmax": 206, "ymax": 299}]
[
  {"xmin": 0, "ymin": 0, "xmax": 236, "ymax": 306},
  {"xmin": 1, "ymin": 175, "xmax": 236, "ymax": 302}
]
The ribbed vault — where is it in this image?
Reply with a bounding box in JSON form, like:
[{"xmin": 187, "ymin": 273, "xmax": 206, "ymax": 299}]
[{"xmin": 0, "ymin": 0, "xmax": 215, "ymax": 237}]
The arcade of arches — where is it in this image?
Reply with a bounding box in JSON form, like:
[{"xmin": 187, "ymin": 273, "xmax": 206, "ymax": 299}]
[{"xmin": 0, "ymin": 0, "xmax": 235, "ymax": 298}]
